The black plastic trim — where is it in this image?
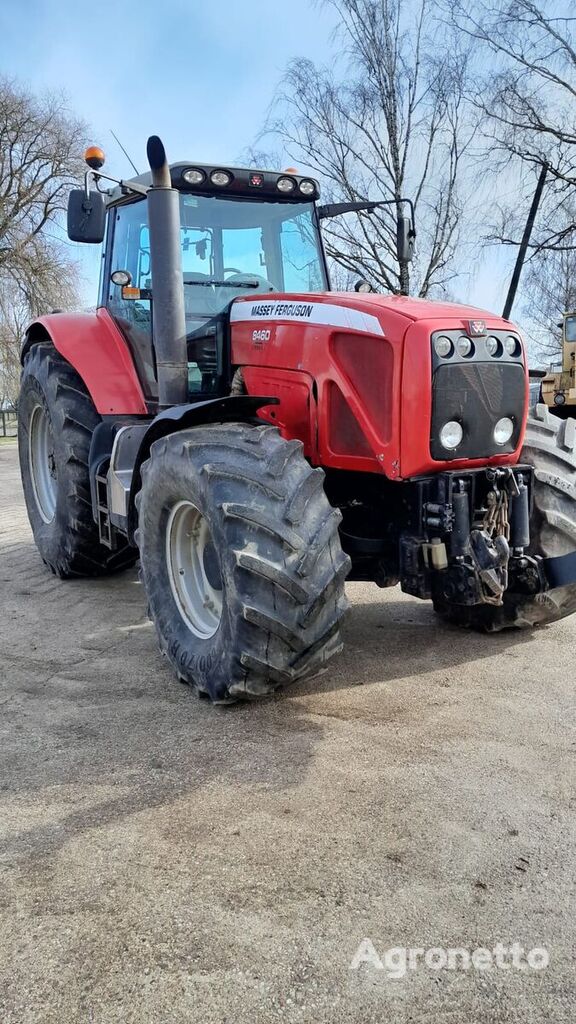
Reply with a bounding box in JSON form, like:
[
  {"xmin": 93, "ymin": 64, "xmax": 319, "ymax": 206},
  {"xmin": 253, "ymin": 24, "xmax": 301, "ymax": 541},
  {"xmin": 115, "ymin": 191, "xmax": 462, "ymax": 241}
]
[
  {"xmin": 126, "ymin": 394, "xmax": 278, "ymax": 541},
  {"xmin": 542, "ymin": 550, "xmax": 576, "ymax": 590}
]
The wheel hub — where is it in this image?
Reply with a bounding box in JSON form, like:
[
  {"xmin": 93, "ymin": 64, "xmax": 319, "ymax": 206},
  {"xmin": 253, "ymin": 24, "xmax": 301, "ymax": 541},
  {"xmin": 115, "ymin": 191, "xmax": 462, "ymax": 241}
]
[
  {"xmin": 29, "ymin": 403, "xmax": 57, "ymax": 524},
  {"xmin": 166, "ymin": 500, "xmax": 223, "ymax": 639}
]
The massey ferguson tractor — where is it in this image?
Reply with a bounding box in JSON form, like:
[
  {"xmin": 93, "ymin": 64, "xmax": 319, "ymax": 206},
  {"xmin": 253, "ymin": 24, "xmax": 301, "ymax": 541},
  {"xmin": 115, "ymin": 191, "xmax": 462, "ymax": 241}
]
[{"xmin": 17, "ymin": 137, "xmax": 576, "ymax": 703}]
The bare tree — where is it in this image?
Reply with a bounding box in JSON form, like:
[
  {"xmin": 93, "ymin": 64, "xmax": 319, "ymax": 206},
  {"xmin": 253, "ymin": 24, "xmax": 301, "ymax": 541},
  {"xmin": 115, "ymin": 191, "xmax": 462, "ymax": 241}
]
[
  {"xmin": 446, "ymin": 0, "xmax": 576, "ymax": 253},
  {"xmin": 521, "ymin": 218, "xmax": 576, "ymax": 360},
  {"xmin": 0, "ymin": 289, "xmax": 27, "ymax": 408},
  {"xmin": 264, "ymin": 0, "xmax": 476, "ymax": 296},
  {"xmin": 0, "ymin": 262, "xmax": 77, "ymax": 407},
  {"xmin": 0, "ymin": 78, "xmax": 85, "ymax": 405}
]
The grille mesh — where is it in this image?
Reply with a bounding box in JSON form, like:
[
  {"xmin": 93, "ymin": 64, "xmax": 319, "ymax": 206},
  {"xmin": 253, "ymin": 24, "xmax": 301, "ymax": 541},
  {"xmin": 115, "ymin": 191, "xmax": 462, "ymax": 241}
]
[{"xmin": 430, "ymin": 362, "xmax": 525, "ymax": 460}]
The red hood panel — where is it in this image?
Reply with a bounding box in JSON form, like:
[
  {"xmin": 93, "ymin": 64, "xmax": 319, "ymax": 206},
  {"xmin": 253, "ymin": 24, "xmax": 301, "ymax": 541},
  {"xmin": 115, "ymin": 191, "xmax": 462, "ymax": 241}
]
[
  {"xmin": 231, "ymin": 291, "xmax": 512, "ymax": 330},
  {"xmin": 231, "ymin": 291, "xmax": 526, "ymax": 480}
]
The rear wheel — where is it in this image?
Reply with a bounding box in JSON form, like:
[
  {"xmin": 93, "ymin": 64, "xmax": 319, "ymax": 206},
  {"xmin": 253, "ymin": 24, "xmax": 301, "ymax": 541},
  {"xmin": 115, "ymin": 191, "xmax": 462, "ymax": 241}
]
[
  {"xmin": 136, "ymin": 422, "xmax": 351, "ymax": 701},
  {"xmin": 18, "ymin": 343, "xmax": 136, "ymax": 578},
  {"xmin": 434, "ymin": 405, "xmax": 576, "ymax": 631}
]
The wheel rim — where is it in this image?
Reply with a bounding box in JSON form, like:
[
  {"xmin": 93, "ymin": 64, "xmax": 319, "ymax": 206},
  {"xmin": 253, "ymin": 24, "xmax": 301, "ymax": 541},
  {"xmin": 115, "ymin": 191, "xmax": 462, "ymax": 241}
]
[
  {"xmin": 28, "ymin": 403, "xmax": 57, "ymax": 524},
  {"xmin": 166, "ymin": 500, "xmax": 223, "ymax": 639}
]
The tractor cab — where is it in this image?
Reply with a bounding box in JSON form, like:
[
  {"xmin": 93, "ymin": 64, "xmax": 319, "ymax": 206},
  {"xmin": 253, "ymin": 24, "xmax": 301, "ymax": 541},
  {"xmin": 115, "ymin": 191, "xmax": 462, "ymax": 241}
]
[
  {"xmin": 67, "ymin": 146, "xmax": 414, "ymax": 410},
  {"xmin": 75, "ymin": 159, "xmax": 329, "ymax": 403}
]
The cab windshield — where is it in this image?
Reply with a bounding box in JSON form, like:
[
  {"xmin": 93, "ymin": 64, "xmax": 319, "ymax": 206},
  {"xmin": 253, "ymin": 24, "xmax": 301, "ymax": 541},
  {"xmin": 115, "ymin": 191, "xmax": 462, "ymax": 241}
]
[{"xmin": 107, "ymin": 193, "xmax": 328, "ymax": 334}]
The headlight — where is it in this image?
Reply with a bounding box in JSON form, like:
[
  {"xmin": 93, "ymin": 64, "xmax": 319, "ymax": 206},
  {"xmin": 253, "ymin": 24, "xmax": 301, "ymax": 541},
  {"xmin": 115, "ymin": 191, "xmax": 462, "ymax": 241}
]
[
  {"xmin": 299, "ymin": 179, "xmax": 316, "ymax": 196},
  {"xmin": 210, "ymin": 169, "xmax": 232, "ymax": 187},
  {"xmin": 554, "ymin": 393, "xmax": 566, "ymax": 406},
  {"xmin": 494, "ymin": 417, "xmax": 514, "ymax": 445},
  {"xmin": 110, "ymin": 269, "xmax": 132, "ymax": 287},
  {"xmin": 439, "ymin": 420, "xmax": 463, "ymax": 450},
  {"xmin": 183, "ymin": 168, "xmax": 206, "ymax": 186},
  {"xmin": 457, "ymin": 336, "xmax": 473, "ymax": 357},
  {"xmin": 434, "ymin": 336, "xmax": 453, "ymax": 358},
  {"xmin": 486, "ymin": 336, "xmax": 500, "ymax": 356},
  {"xmin": 277, "ymin": 176, "xmax": 296, "ymax": 193},
  {"xmin": 504, "ymin": 335, "xmax": 519, "ymax": 356}
]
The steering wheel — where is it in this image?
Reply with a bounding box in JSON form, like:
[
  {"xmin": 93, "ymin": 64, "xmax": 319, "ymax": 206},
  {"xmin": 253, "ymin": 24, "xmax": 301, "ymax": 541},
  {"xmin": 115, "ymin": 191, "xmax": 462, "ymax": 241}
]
[{"xmin": 217, "ymin": 270, "xmax": 276, "ymax": 303}]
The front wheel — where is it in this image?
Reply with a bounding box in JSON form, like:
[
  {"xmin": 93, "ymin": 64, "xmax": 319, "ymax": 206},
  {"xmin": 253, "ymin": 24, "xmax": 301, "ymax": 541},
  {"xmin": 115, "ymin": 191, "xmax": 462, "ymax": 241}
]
[
  {"xmin": 136, "ymin": 423, "xmax": 351, "ymax": 701},
  {"xmin": 434, "ymin": 405, "xmax": 576, "ymax": 631}
]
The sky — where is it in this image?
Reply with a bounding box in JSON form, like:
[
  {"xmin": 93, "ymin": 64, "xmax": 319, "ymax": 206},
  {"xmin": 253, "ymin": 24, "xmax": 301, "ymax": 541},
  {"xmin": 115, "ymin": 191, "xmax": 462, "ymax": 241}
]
[
  {"xmin": 0, "ymin": 0, "xmax": 523, "ymax": 330},
  {"xmin": 0, "ymin": 0, "xmax": 340, "ymax": 301}
]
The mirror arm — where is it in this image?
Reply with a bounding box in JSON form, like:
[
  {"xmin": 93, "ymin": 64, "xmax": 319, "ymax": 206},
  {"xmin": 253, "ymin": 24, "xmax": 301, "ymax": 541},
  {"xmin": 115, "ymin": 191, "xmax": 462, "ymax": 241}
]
[
  {"xmin": 318, "ymin": 196, "xmax": 416, "ymax": 234},
  {"xmin": 84, "ymin": 168, "xmax": 148, "ymax": 199}
]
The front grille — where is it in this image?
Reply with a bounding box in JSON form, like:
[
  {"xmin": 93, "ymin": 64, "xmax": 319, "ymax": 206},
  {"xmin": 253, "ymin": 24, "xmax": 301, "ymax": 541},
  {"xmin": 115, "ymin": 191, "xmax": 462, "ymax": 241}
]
[{"xmin": 430, "ymin": 362, "xmax": 525, "ymax": 460}]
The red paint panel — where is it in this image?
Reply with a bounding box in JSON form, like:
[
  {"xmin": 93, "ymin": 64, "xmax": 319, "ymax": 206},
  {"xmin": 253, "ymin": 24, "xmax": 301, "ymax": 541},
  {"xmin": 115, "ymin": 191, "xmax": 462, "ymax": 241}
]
[
  {"xmin": 241, "ymin": 367, "xmax": 316, "ymax": 458},
  {"xmin": 330, "ymin": 332, "xmax": 395, "ymax": 444},
  {"xmin": 231, "ymin": 293, "xmax": 410, "ymax": 477},
  {"xmin": 27, "ymin": 308, "xmax": 148, "ymax": 415},
  {"xmin": 231, "ymin": 292, "xmax": 530, "ymax": 480},
  {"xmin": 327, "ymin": 382, "xmax": 373, "ymax": 458}
]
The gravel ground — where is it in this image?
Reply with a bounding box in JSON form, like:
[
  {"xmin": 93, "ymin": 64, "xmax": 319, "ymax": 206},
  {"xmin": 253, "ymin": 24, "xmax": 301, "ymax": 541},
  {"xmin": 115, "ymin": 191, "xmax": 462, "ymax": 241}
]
[{"xmin": 1, "ymin": 439, "xmax": 575, "ymax": 1023}]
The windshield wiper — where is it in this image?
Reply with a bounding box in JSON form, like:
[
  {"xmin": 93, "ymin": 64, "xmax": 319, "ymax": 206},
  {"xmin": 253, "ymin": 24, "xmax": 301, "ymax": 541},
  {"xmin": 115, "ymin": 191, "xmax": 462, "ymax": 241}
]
[{"xmin": 183, "ymin": 280, "xmax": 260, "ymax": 288}]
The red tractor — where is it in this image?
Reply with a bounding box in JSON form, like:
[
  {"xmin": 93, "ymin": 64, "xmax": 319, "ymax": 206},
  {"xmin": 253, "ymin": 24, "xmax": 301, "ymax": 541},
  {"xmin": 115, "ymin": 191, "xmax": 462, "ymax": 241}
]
[{"xmin": 17, "ymin": 137, "xmax": 576, "ymax": 703}]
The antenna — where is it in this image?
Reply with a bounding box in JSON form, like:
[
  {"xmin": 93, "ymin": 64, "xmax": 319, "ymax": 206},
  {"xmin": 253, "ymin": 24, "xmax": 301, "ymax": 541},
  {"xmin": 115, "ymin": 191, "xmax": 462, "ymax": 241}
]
[{"xmin": 109, "ymin": 129, "xmax": 140, "ymax": 176}]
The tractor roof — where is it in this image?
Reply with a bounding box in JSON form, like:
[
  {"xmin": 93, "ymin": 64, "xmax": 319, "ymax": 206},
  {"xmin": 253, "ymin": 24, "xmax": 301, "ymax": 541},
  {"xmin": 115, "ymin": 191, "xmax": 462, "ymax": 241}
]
[{"xmin": 106, "ymin": 163, "xmax": 320, "ymax": 206}]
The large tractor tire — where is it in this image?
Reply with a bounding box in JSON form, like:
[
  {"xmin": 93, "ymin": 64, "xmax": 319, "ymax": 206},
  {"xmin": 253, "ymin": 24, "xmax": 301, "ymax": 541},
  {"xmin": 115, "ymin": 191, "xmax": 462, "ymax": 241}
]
[
  {"xmin": 136, "ymin": 422, "xmax": 351, "ymax": 701},
  {"xmin": 434, "ymin": 404, "xmax": 576, "ymax": 631},
  {"xmin": 18, "ymin": 343, "xmax": 136, "ymax": 578}
]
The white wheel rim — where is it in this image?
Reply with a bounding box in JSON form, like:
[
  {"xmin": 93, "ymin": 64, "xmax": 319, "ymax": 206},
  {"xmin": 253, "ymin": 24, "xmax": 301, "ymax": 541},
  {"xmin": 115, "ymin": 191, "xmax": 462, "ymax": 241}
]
[
  {"xmin": 166, "ymin": 500, "xmax": 223, "ymax": 639},
  {"xmin": 29, "ymin": 403, "xmax": 57, "ymax": 524}
]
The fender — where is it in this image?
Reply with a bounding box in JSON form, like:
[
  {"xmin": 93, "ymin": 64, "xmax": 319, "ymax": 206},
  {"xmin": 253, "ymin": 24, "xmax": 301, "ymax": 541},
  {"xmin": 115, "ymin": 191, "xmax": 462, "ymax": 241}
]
[
  {"xmin": 22, "ymin": 308, "xmax": 148, "ymax": 415},
  {"xmin": 123, "ymin": 395, "xmax": 278, "ymax": 540}
]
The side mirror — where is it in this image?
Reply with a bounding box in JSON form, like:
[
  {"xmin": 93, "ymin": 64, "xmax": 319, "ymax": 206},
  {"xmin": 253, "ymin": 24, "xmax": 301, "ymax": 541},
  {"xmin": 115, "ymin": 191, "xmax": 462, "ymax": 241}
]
[
  {"xmin": 354, "ymin": 279, "xmax": 373, "ymax": 293},
  {"xmin": 67, "ymin": 189, "xmax": 106, "ymax": 243},
  {"xmin": 397, "ymin": 214, "xmax": 415, "ymax": 264}
]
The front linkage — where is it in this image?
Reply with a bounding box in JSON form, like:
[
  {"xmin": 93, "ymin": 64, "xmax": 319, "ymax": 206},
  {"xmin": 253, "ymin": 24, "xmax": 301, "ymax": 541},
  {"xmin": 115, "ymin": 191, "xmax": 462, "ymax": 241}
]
[{"xmin": 400, "ymin": 466, "xmax": 576, "ymax": 607}]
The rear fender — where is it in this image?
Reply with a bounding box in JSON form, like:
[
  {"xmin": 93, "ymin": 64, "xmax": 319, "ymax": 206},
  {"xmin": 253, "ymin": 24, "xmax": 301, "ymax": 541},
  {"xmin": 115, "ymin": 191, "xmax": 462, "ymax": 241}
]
[{"xmin": 22, "ymin": 309, "xmax": 148, "ymax": 415}]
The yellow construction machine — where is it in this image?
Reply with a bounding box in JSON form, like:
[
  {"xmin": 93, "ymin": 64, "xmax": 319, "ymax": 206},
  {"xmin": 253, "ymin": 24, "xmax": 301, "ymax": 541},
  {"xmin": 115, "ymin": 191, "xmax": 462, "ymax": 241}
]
[{"xmin": 541, "ymin": 313, "xmax": 576, "ymax": 415}]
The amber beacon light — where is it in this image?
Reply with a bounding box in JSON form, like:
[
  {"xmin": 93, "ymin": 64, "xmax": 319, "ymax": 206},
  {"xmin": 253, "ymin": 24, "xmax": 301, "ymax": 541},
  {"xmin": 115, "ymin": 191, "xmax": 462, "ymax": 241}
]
[{"xmin": 84, "ymin": 146, "xmax": 106, "ymax": 170}]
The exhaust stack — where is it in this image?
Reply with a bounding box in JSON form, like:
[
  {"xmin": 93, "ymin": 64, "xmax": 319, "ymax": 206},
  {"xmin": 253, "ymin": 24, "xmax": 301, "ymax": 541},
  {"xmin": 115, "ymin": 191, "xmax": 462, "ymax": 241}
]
[{"xmin": 146, "ymin": 135, "xmax": 188, "ymax": 407}]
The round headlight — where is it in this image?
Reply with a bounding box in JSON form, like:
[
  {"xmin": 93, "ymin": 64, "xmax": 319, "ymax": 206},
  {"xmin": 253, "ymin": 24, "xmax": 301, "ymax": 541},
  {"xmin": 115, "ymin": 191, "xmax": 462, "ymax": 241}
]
[
  {"xmin": 434, "ymin": 336, "xmax": 453, "ymax": 358},
  {"xmin": 457, "ymin": 336, "xmax": 473, "ymax": 357},
  {"xmin": 183, "ymin": 168, "xmax": 206, "ymax": 186},
  {"xmin": 210, "ymin": 169, "xmax": 232, "ymax": 187},
  {"xmin": 299, "ymin": 179, "xmax": 316, "ymax": 196},
  {"xmin": 110, "ymin": 269, "xmax": 132, "ymax": 287},
  {"xmin": 277, "ymin": 176, "xmax": 296, "ymax": 193},
  {"xmin": 554, "ymin": 392, "xmax": 566, "ymax": 406},
  {"xmin": 486, "ymin": 336, "xmax": 500, "ymax": 356},
  {"xmin": 504, "ymin": 335, "xmax": 519, "ymax": 356},
  {"xmin": 494, "ymin": 416, "xmax": 514, "ymax": 445},
  {"xmin": 439, "ymin": 420, "xmax": 463, "ymax": 450}
]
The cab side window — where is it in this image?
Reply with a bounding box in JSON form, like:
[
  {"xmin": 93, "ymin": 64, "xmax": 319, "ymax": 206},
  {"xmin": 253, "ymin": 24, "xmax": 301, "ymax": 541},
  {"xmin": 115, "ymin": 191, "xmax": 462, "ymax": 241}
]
[
  {"xmin": 108, "ymin": 200, "xmax": 151, "ymax": 329},
  {"xmin": 108, "ymin": 200, "xmax": 157, "ymax": 398}
]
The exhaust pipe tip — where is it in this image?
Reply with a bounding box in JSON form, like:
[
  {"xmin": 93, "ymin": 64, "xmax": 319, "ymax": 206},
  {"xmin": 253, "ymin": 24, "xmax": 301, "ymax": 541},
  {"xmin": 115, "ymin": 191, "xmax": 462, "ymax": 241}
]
[{"xmin": 147, "ymin": 135, "xmax": 171, "ymax": 188}]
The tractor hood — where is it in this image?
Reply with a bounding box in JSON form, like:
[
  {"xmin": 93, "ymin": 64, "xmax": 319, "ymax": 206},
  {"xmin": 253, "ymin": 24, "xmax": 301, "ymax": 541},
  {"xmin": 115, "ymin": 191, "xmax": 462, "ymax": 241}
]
[
  {"xmin": 230, "ymin": 291, "xmax": 514, "ymax": 334},
  {"xmin": 230, "ymin": 290, "xmax": 527, "ymax": 481},
  {"xmin": 344, "ymin": 292, "xmax": 501, "ymax": 323}
]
